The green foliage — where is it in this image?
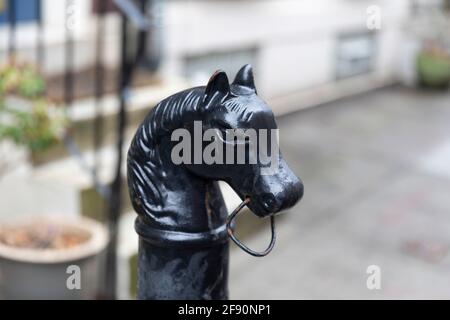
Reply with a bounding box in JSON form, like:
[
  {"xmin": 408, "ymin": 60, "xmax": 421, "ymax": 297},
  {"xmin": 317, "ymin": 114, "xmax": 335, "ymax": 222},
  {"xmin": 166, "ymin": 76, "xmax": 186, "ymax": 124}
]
[
  {"xmin": 0, "ymin": 62, "xmax": 46, "ymax": 98},
  {"xmin": 0, "ymin": 61, "xmax": 67, "ymax": 153},
  {"xmin": 0, "ymin": 101, "xmax": 67, "ymax": 152}
]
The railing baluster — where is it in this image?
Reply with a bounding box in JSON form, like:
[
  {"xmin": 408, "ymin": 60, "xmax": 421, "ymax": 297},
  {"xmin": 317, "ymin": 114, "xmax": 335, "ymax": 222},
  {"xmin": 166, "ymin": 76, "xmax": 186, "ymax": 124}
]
[
  {"xmin": 36, "ymin": 0, "xmax": 44, "ymax": 68},
  {"xmin": 8, "ymin": 0, "xmax": 16, "ymax": 57},
  {"xmin": 64, "ymin": 0, "xmax": 75, "ymax": 108},
  {"xmin": 93, "ymin": 1, "xmax": 106, "ymax": 183},
  {"xmin": 104, "ymin": 7, "xmax": 129, "ymax": 300},
  {"xmin": 137, "ymin": 0, "xmax": 148, "ymax": 66},
  {"xmin": 105, "ymin": 0, "xmax": 150, "ymax": 299}
]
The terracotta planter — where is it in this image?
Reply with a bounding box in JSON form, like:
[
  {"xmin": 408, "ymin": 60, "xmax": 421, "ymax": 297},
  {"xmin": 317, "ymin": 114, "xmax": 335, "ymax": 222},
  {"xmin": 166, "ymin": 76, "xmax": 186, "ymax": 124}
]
[{"xmin": 0, "ymin": 215, "xmax": 108, "ymax": 300}]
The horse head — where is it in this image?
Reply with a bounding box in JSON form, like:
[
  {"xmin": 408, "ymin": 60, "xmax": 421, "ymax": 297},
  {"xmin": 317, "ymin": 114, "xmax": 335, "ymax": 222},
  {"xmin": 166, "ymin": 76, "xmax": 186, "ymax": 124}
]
[{"xmin": 183, "ymin": 64, "xmax": 303, "ymax": 218}]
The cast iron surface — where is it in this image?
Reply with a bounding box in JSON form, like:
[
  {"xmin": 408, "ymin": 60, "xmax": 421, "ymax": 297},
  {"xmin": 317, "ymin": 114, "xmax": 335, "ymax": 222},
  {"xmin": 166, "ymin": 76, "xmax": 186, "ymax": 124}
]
[
  {"xmin": 137, "ymin": 239, "xmax": 229, "ymax": 300},
  {"xmin": 127, "ymin": 64, "xmax": 303, "ymax": 299}
]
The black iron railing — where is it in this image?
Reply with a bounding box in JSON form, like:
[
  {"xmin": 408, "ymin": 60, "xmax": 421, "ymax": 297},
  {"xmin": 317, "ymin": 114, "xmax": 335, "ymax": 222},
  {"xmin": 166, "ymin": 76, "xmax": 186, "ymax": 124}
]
[{"xmin": 2, "ymin": 0, "xmax": 154, "ymax": 299}]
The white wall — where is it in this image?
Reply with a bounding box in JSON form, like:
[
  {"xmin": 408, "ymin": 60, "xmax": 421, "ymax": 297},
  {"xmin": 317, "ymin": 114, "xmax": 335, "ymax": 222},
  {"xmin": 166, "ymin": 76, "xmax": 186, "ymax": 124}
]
[
  {"xmin": 163, "ymin": 0, "xmax": 411, "ymax": 100},
  {"xmin": 0, "ymin": 0, "xmax": 120, "ymax": 75}
]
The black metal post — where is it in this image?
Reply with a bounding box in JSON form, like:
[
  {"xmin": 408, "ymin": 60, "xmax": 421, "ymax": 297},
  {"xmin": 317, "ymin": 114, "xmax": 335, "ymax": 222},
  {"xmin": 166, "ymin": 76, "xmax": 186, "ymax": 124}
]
[{"xmin": 135, "ymin": 217, "xmax": 229, "ymax": 300}]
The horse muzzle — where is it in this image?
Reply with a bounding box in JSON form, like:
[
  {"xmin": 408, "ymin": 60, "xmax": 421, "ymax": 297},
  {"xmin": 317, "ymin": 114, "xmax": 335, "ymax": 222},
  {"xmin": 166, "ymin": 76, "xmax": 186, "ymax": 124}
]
[{"xmin": 246, "ymin": 158, "xmax": 303, "ymax": 217}]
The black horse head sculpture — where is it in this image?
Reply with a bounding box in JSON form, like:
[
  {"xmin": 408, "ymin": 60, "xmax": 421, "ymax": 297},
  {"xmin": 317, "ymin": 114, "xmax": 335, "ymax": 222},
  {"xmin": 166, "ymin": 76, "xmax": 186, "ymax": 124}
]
[
  {"xmin": 128, "ymin": 64, "xmax": 303, "ymax": 236},
  {"xmin": 129, "ymin": 65, "xmax": 304, "ymax": 299}
]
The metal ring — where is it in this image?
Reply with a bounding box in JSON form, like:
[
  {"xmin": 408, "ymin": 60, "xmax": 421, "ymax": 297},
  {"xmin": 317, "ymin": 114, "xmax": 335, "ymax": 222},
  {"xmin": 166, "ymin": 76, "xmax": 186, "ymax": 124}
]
[{"xmin": 226, "ymin": 198, "xmax": 276, "ymax": 257}]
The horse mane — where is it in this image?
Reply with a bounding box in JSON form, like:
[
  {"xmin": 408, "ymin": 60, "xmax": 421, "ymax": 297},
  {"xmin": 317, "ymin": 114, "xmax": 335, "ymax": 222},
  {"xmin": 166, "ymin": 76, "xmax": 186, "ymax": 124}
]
[
  {"xmin": 127, "ymin": 84, "xmax": 257, "ymax": 223},
  {"xmin": 127, "ymin": 87, "xmax": 204, "ymax": 221}
]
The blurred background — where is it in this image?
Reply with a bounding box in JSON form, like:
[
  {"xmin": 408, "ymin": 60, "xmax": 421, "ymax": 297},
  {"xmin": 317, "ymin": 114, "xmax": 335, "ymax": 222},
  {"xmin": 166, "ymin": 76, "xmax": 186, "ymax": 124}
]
[{"xmin": 0, "ymin": 0, "xmax": 449, "ymax": 299}]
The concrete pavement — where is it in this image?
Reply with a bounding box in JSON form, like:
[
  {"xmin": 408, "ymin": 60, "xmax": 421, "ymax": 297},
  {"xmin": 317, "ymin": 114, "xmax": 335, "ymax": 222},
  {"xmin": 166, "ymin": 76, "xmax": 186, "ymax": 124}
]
[{"xmin": 229, "ymin": 86, "xmax": 450, "ymax": 299}]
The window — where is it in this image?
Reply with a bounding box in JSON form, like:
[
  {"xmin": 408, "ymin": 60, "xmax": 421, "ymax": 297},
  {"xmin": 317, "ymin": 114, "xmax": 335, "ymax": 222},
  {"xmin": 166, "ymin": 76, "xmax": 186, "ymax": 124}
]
[
  {"xmin": 0, "ymin": 0, "xmax": 41, "ymax": 24},
  {"xmin": 184, "ymin": 48, "xmax": 258, "ymax": 86},
  {"xmin": 335, "ymin": 32, "xmax": 376, "ymax": 79}
]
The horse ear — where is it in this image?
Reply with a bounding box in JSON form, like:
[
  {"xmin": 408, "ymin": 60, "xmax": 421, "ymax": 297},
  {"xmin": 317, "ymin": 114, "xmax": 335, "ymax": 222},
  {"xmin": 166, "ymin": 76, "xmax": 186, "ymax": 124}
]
[
  {"xmin": 233, "ymin": 64, "xmax": 256, "ymax": 91},
  {"xmin": 203, "ymin": 70, "xmax": 230, "ymax": 107}
]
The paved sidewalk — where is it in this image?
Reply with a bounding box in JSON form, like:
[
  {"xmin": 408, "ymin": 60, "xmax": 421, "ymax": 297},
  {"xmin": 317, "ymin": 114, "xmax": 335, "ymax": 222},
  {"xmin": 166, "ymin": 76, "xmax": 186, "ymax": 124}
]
[{"xmin": 229, "ymin": 86, "xmax": 450, "ymax": 299}]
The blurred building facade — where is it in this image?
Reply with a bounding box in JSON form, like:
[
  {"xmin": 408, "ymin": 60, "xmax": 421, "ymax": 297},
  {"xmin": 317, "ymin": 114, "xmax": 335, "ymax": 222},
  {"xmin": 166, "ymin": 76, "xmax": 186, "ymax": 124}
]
[
  {"xmin": 163, "ymin": 0, "xmax": 411, "ymax": 113},
  {"xmin": 0, "ymin": 0, "xmax": 415, "ymax": 114}
]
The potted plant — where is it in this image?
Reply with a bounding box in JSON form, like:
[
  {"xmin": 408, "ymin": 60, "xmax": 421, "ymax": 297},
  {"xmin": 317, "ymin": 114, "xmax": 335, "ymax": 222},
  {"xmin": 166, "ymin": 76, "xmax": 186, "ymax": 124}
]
[
  {"xmin": 417, "ymin": 45, "xmax": 450, "ymax": 88},
  {"xmin": 0, "ymin": 60, "xmax": 108, "ymax": 300},
  {"xmin": 409, "ymin": 4, "xmax": 450, "ymax": 88},
  {"xmin": 0, "ymin": 215, "xmax": 108, "ymax": 299}
]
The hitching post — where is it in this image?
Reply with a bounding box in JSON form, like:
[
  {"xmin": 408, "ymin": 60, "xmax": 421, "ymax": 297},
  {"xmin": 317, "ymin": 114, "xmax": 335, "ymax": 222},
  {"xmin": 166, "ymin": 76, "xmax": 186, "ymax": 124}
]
[{"xmin": 127, "ymin": 65, "xmax": 303, "ymax": 299}]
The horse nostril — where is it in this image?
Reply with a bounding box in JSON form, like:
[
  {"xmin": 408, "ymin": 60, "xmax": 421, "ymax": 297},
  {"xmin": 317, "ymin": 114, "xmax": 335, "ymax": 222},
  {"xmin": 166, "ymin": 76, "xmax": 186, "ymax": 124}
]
[{"xmin": 261, "ymin": 193, "xmax": 279, "ymax": 212}]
